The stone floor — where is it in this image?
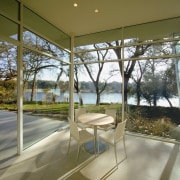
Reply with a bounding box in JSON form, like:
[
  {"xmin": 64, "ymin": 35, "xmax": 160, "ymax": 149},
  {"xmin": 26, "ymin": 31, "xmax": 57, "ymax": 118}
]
[{"xmin": 0, "ymin": 126, "xmax": 180, "ymax": 180}]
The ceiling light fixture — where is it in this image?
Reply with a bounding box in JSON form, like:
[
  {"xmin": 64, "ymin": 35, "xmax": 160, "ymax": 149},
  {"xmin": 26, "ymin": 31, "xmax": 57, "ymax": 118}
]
[
  {"xmin": 73, "ymin": 2, "xmax": 78, "ymax": 7},
  {"xmin": 94, "ymin": 9, "xmax": 99, "ymax": 13}
]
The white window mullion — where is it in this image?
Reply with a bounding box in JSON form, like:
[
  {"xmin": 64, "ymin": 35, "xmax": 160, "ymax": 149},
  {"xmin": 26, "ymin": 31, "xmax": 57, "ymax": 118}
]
[{"xmin": 17, "ymin": 0, "xmax": 23, "ymax": 155}]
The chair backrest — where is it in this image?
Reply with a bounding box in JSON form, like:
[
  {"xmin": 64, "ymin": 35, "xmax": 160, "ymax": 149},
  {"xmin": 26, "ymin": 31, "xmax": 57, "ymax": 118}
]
[
  {"xmin": 114, "ymin": 120, "xmax": 127, "ymax": 142},
  {"xmin": 105, "ymin": 108, "xmax": 117, "ymax": 123},
  {"xmin": 68, "ymin": 117, "xmax": 79, "ymax": 141},
  {"xmin": 74, "ymin": 108, "xmax": 86, "ymax": 122}
]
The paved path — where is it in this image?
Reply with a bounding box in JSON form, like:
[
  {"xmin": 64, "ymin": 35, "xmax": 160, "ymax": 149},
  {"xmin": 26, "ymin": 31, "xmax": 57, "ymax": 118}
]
[{"xmin": 0, "ymin": 110, "xmax": 67, "ymax": 164}]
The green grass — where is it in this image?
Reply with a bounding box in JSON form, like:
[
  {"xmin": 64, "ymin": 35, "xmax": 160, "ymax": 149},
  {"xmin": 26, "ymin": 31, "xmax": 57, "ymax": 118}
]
[
  {"xmin": 23, "ymin": 103, "xmax": 69, "ymax": 114},
  {"xmin": 0, "ymin": 104, "xmax": 17, "ymax": 111},
  {"xmin": 1, "ymin": 102, "xmax": 179, "ymax": 140}
]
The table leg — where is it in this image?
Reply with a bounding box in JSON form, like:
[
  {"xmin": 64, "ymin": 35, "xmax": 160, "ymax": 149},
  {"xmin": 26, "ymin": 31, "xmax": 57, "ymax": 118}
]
[
  {"xmin": 94, "ymin": 125, "xmax": 97, "ymax": 151},
  {"xmin": 84, "ymin": 125, "xmax": 106, "ymax": 154}
]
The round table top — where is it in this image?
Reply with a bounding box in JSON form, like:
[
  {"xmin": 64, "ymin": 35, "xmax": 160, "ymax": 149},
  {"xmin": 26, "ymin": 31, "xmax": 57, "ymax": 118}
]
[{"xmin": 78, "ymin": 113, "xmax": 114, "ymax": 126}]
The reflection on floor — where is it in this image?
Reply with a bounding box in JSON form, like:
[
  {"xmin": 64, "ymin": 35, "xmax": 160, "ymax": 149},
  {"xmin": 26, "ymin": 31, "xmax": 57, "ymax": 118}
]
[{"xmin": 0, "ymin": 127, "xmax": 180, "ymax": 180}]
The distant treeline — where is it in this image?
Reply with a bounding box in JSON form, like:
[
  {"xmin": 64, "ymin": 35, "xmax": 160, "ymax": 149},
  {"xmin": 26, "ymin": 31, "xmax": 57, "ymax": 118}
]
[{"xmin": 27, "ymin": 80, "xmax": 122, "ymax": 93}]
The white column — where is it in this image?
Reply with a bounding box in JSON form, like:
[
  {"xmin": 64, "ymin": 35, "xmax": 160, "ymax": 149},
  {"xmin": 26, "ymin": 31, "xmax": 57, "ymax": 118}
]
[
  {"xmin": 175, "ymin": 59, "xmax": 180, "ymax": 108},
  {"xmin": 174, "ymin": 35, "xmax": 180, "ymax": 109},
  {"xmin": 69, "ymin": 34, "xmax": 74, "ymax": 121},
  {"xmin": 17, "ymin": 1, "xmax": 23, "ymax": 155},
  {"xmin": 122, "ymin": 27, "xmax": 125, "ymax": 121}
]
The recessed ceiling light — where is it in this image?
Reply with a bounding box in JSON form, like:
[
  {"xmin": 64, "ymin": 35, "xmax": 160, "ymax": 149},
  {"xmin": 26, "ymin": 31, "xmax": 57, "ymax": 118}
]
[
  {"xmin": 73, "ymin": 2, "xmax": 78, "ymax": 7},
  {"xmin": 94, "ymin": 9, "xmax": 99, "ymax": 13}
]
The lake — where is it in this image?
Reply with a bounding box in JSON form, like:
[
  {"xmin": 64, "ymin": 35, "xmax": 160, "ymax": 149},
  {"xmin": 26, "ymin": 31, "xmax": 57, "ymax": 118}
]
[{"xmin": 25, "ymin": 89, "xmax": 179, "ymax": 107}]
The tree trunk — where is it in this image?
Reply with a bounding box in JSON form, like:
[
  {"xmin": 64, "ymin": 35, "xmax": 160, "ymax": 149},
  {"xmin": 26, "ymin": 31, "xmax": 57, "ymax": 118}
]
[
  {"xmin": 30, "ymin": 72, "xmax": 37, "ymax": 101},
  {"xmin": 164, "ymin": 96, "xmax": 173, "ymax": 107},
  {"xmin": 78, "ymin": 91, "xmax": 83, "ymax": 106},
  {"xmin": 153, "ymin": 92, "xmax": 157, "ymax": 106},
  {"xmin": 124, "ymin": 75, "xmax": 130, "ymax": 111},
  {"xmin": 136, "ymin": 82, "xmax": 141, "ymax": 105},
  {"xmin": 96, "ymin": 91, "xmax": 101, "ymax": 105}
]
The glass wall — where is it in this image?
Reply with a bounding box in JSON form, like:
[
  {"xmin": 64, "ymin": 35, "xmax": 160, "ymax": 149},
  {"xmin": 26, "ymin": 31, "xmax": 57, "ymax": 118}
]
[
  {"xmin": 0, "ymin": 0, "xmax": 20, "ymax": 162},
  {"xmin": 22, "ymin": 5, "xmax": 70, "ymax": 149},
  {"xmin": 74, "ymin": 42, "xmax": 122, "ymax": 123},
  {"xmin": 0, "ymin": 0, "xmax": 180, "ymax": 165},
  {"xmin": 22, "ymin": 29, "xmax": 70, "ymax": 148},
  {"xmin": 0, "ymin": 0, "xmax": 71, "ymax": 161},
  {"xmin": 126, "ymin": 57, "xmax": 179, "ymax": 140},
  {"xmin": 122, "ymin": 20, "xmax": 180, "ymax": 140},
  {"xmin": 74, "ymin": 17, "xmax": 180, "ymax": 141},
  {"xmin": 0, "ymin": 41, "xmax": 18, "ymax": 161}
]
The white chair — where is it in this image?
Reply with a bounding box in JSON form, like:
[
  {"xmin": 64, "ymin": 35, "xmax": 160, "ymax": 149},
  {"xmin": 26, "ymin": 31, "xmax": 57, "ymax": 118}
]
[
  {"xmin": 75, "ymin": 108, "xmax": 92, "ymax": 129},
  {"xmin": 98, "ymin": 108, "xmax": 117, "ymax": 131},
  {"xmin": 98, "ymin": 120, "xmax": 127, "ymax": 168},
  {"xmin": 67, "ymin": 117, "xmax": 96, "ymax": 162}
]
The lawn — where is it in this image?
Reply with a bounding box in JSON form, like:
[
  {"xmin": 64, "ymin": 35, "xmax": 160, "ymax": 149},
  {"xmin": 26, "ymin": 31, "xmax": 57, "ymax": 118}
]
[{"xmin": 1, "ymin": 102, "xmax": 179, "ymax": 140}]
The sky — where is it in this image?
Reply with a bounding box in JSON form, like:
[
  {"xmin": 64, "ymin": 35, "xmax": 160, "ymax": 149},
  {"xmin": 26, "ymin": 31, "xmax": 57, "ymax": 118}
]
[{"xmin": 41, "ymin": 61, "xmax": 122, "ymax": 82}]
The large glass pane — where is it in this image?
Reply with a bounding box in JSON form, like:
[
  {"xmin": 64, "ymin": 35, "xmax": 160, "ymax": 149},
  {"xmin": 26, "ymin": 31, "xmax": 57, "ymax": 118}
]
[
  {"xmin": 174, "ymin": 35, "xmax": 180, "ymax": 108},
  {"xmin": 0, "ymin": 41, "xmax": 17, "ymax": 162},
  {"xmin": 124, "ymin": 41, "xmax": 177, "ymax": 61},
  {"xmin": 75, "ymin": 45, "xmax": 122, "ymax": 122},
  {"xmin": 75, "ymin": 42, "xmax": 120, "ymax": 63},
  {"xmin": 23, "ymin": 30, "xmax": 70, "ymax": 63},
  {"xmin": 23, "ymin": 47, "xmax": 69, "ymax": 148},
  {"xmin": 125, "ymin": 57, "xmax": 180, "ymax": 141}
]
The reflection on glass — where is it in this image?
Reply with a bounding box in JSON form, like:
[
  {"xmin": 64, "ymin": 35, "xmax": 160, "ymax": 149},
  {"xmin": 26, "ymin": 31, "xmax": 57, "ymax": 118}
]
[
  {"xmin": 124, "ymin": 41, "xmax": 177, "ymax": 60},
  {"xmin": 0, "ymin": 41, "xmax": 17, "ymax": 161},
  {"xmin": 126, "ymin": 58, "xmax": 180, "ymax": 141},
  {"xmin": 23, "ymin": 47, "xmax": 69, "ymax": 148},
  {"xmin": 75, "ymin": 43, "xmax": 120, "ymax": 62},
  {"xmin": 23, "ymin": 30, "xmax": 70, "ymax": 63}
]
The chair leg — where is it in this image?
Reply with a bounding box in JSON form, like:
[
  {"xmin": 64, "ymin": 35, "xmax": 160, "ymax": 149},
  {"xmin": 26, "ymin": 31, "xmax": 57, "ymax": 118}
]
[
  {"xmin": 67, "ymin": 135, "xmax": 71, "ymax": 154},
  {"xmin": 114, "ymin": 144, "xmax": 118, "ymax": 168},
  {"xmin": 98, "ymin": 140, "xmax": 99, "ymax": 154},
  {"xmin": 123, "ymin": 136, "xmax": 127, "ymax": 158},
  {"xmin": 94, "ymin": 139, "xmax": 96, "ymax": 155},
  {"xmin": 76, "ymin": 144, "xmax": 81, "ymax": 162}
]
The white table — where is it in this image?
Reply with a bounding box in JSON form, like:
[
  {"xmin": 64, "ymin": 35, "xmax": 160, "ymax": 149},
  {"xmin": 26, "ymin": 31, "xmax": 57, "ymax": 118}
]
[{"xmin": 78, "ymin": 113, "xmax": 114, "ymax": 154}]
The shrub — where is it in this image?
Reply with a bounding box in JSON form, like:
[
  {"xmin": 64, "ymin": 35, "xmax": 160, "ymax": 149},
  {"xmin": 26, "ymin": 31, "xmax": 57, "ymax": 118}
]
[{"xmin": 126, "ymin": 107, "xmax": 176, "ymax": 138}]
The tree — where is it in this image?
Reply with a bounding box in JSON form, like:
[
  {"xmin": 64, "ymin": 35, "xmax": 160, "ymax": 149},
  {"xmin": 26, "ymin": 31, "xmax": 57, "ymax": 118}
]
[
  {"xmin": 77, "ymin": 44, "xmax": 115, "ymax": 105},
  {"xmin": 23, "ymin": 33, "xmax": 62, "ymax": 101},
  {"xmin": 161, "ymin": 61, "xmax": 177, "ymax": 107},
  {"xmin": 0, "ymin": 79, "xmax": 16, "ymax": 103},
  {"xmin": 139, "ymin": 40, "xmax": 176, "ymax": 107},
  {"xmin": 0, "ymin": 41, "xmax": 17, "ymax": 80},
  {"xmin": 23, "ymin": 50, "xmax": 57, "ymax": 101},
  {"xmin": 74, "ymin": 64, "xmax": 84, "ymax": 105},
  {"xmin": 140, "ymin": 58, "xmax": 174, "ymax": 106},
  {"xmin": 58, "ymin": 81, "xmax": 69, "ymax": 102},
  {"xmin": 107, "ymin": 40, "xmax": 151, "ymax": 108},
  {"xmin": 141, "ymin": 68, "xmax": 162, "ymax": 106},
  {"xmin": 0, "ymin": 41, "xmax": 17, "ymax": 103},
  {"xmin": 131, "ymin": 60, "xmax": 149, "ymax": 105}
]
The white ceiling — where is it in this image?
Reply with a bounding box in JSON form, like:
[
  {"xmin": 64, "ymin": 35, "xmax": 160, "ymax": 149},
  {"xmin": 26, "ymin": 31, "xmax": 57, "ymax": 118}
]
[{"xmin": 23, "ymin": 0, "xmax": 180, "ymax": 37}]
